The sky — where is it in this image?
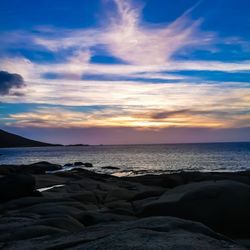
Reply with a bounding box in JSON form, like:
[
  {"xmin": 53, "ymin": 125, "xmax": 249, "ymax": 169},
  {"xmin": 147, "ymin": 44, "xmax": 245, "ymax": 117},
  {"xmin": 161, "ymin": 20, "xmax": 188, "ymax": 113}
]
[{"xmin": 0, "ymin": 0, "xmax": 250, "ymax": 144}]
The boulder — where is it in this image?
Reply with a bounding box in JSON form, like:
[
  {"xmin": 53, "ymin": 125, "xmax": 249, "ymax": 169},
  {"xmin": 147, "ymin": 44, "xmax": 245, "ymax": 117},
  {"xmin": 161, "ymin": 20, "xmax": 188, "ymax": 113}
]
[
  {"xmin": 139, "ymin": 180, "xmax": 250, "ymax": 238},
  {"xmin": 75, "ymin": 217, "xmax": 244, "ymax": 250},
  {"xmin": 83, "ymin": 163, "xmax": 93, "ymax": 168},
  {"xmin": 3, "ymin": 217, "xmax": 245, "ymax": 249},
  {"xmin": 101, "ymin": 166, "xmax": 120, "ymax": 170},
  {"xmin": 74, "ymin": 162, "xmax": 84, "ymax": 166},
  {"xmin": 0, "ymin": 174, "xmax": 36, "ymax": 202},
  {"xmin": 73, "ymin": 162, "xmax": 93, "ymax": 168},
  {"xmin": 0, "ymin": 225, "xmax": 67, "ymax": 242},
  {"xmin": 64, "ymin": 163, "xmax": 74, "ymax": 167},
  {"xmin": 79, "ymin": 211, "xmax": 135, "ymax": 226},
  {"xmin": 28, "ymin": 161, "xmax": 62, "ymax": 173},
  {"xmin": 36, "ymin": 215, "xmax": 85, "ymax": 232}
]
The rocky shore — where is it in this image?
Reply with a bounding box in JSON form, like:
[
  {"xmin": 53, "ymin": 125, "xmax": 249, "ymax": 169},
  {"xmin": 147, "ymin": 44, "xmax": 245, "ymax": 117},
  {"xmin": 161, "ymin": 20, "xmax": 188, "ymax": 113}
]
[{"xmin": 0, "ymin": 162, "xmax": 250, "ymax": 249}]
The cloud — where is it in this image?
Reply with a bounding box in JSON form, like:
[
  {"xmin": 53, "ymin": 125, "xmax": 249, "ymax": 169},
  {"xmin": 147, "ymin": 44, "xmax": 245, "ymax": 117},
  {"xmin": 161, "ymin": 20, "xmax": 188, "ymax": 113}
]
[
  {"xmin": 1, "ymin": 0, "xmax": 250, "ymax": 83},
  {"xmin": 150, "ymin": 109, "xmax": 191, "ymax": 119},
  {"xmin": 5, "ymin": 97, "xmax": 250, "ymax": 130},
  {"xmin": 0, "ymin": 71, "xmax": 25, "ymax": 96},
  {"xmin": 0, "ymin": 0, "xmax": 214, "ymax": 67},
  {"xmin": 0, "ymin": 0, "xmax": 250, "ymax": 137},
  {"xmin": 103, "ymin": 0, "xmax": 213, "ymax": 65}
]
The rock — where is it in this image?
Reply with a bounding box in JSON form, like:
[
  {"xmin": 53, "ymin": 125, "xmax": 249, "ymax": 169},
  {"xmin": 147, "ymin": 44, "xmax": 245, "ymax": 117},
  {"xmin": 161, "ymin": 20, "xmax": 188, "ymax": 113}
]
[
  {"xmin": 139, "ymin": 180, "xmax": 250, "ymax": 238},
  {"xmin": 18, "ymin": 202, "xmax": 86, "ymax": 218},
  {"xmin": 74, "ymin": 162, "xmax": 84, "ymax": 166},
  {"xmin": 105, "ymin": 188, "xmax": 135, "ymax": 202},
  {"xmin": 36, "ymin": 215, "xmax": 85, "ymax": 232},
  {"xmin": 28, "ymin": 161, "xmax": 62, "ymax": 173},
  {"xmin": 130, "ymin": 189, "xmax": 165, "ymax": 201},
  {"xmin": 2, "ymin": 197, "xmax": 73, "ymax": 211},
  {"xmin": 0, "ymin": 216, "xmax": 36, "ymax": 233},
  {"xmin": 0, "ymin": 225, "xmax": 67, "ymax": 242},
  {"xmin": 73, "ymin": 162, "xmax": 93, "ymax": 168},
  {"xmin": 0, "ymin": 174, "xmax": 36, "ymax": 202},
  {"xmin": 2, "ymin": 165, "xmax": 250, "ymax": 249},
  {"xmin": 83, "ymin": 163, "xmax": 93, "ymax": 168},
  {"xmin": 123, "ymin": 171, "xmax": 250, "ymax": 188},
  {"xmin": 3, "ymin": 217, "xmax": 245, "ymax": 249},
  {"xmin": 64, "ymin": 163, "xmax": 74, "ymax": 167},
  {"xmin": 70, "ymin": 191, "xmax": 97, "ymax": 204},
  {"xmin": 74, "ymin": 217, "xmax": 244, "ymax": 250},
  {"xmin": 79, "ymin": 211, "xmax": 135, "ymax": 226},
  {"xmin": 0, "ymin": 165, "xmax": 17, "ymax": 175},
  {"xmin": 101, "ymin": 166, "xmax": 120, "ymax": 170}
]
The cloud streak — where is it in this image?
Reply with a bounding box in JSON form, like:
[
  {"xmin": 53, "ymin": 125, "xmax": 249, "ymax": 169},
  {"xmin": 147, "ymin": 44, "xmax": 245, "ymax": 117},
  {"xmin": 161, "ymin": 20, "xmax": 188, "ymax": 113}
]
[
  {"xmin": 0, "ymin": 0, "xmax": 250, "ymax": 142},
  {"xmin": 0, "ymin": 0, "xmax": 214, "ymax": 66},
  {"xmin": 103, "ymin": 0, "xmax": 213, "ymax": 65}
]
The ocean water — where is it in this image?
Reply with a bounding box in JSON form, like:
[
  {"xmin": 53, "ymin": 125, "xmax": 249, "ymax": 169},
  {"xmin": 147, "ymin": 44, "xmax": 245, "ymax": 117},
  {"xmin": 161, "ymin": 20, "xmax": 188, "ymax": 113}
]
[{"xmin": 0, "ymin": 142, "xmax": 250, "ymax": 176}]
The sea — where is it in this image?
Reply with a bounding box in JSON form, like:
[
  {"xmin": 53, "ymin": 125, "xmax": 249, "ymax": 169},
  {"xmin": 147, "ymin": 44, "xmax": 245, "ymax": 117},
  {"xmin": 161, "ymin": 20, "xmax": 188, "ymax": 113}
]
[{"xmin": 0, "ymin": 142, "xmax": 250, "ymax": 176}]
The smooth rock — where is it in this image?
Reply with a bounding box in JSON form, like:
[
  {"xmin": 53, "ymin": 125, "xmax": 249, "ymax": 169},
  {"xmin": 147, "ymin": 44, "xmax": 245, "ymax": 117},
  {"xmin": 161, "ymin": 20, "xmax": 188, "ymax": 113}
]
[
  {"xmin": 74, "ymin": 162, "xmax": 84, "ymax": 166},
  {"xmin": 2, "ymin": 217, "xmax": 245, "ymax": 250},
  {"xmin": 0, "ymin": 174, "xmax": 36, "ymax": 202},
  {"xmin": 101, "ymin": 166, "xmax": 120, "ymax": 170},
  {"xmin": 139, "ymin": 180, "xmax": 250, "ymax": 238}
]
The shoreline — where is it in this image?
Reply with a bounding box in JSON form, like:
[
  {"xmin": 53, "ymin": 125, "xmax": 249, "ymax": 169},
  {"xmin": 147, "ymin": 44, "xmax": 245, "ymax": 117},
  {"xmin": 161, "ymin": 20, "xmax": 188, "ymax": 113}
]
[
  {"xmin": 1, "ymin": 140, "xmax": 250, "ymax": 149},
  {"xmin": 0, "ymin": 161, "xmax": 250, "ymax": 249},
  {"xmin": 1, "ymin": 160, "xmax": 250, "ymax": 178}
]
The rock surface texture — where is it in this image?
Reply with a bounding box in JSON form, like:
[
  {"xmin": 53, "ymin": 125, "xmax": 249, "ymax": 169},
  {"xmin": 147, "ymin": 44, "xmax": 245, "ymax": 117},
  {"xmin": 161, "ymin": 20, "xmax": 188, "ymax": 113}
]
[{"xmin": 0, "ymin": 162, "xmax": 250, "ymax": 249}]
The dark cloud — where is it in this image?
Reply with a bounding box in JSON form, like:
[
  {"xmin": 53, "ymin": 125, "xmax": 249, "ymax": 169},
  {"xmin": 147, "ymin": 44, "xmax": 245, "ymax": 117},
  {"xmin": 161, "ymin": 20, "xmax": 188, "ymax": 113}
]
[
  {"xmin": 0, "ymin": 71, "xmax": 25, "ymax": 96},
  {"xmin": 150, "ymin": 109, "xmax": 233, "ymax": 120},
  {"xmin": 151, "ymin": 109, "xmax": 191, "ymax": 119}
]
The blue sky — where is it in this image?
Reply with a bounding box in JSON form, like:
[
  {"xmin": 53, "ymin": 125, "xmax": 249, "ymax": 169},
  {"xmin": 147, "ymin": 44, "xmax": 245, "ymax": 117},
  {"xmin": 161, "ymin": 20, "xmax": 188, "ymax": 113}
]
[{"xmin": 0, "ymin": 0, "xmax": 250, "ymax": 144}]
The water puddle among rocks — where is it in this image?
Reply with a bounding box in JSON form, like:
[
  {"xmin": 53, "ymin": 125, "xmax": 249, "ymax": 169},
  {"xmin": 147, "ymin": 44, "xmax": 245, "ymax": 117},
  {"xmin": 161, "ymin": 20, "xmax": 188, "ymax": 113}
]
[{"xmin": 37, "ymin": 184, "xmax": 65, "ymax": 192}]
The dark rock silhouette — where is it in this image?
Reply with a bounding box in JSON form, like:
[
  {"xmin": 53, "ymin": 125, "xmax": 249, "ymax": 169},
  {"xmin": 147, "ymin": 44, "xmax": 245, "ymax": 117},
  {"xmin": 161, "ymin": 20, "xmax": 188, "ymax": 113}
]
[
  {"xmin": 139, "ymin": 180, "xmax": 250, "ymax": 238},
  {"xmin": 0, "ymin": 173, "xmax": 37, "ymax": 202},
  {"xmin": 101, "ymin": 166, "xmax": 120, "ymax": 170}
]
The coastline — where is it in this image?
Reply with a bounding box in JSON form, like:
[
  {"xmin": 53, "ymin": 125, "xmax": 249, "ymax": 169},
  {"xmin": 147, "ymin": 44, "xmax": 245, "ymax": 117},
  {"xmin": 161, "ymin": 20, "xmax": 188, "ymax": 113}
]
[{"xmin": 0, "ymin": 162, "xmax": 250, "ymax": 249}]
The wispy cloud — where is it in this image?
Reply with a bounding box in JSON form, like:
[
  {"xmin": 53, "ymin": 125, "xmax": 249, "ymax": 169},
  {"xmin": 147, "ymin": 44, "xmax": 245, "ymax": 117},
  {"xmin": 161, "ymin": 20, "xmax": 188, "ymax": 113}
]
[
  {"xmin": 102, "ymin": 0, "xmax": 213, "ymax": 65},
  {"xmin": 19, "ymin": 0, "xmax": 212, "ymax": 66},
  {"xmin": 1, "ymin": 0, "xmax": 250, "ymax": 83},
  {"xmin": 1, "ymin": 0, "xmax": 250, "ymax": 138},
  {"xmin": 7, "ymin": 103, "xmax": 250, "ymax": 129}
]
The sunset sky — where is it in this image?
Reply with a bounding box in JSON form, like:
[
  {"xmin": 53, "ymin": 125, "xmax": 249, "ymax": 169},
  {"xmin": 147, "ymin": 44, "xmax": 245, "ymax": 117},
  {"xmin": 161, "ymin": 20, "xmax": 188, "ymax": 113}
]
[{"xmin": 0, "ymin": 0, "xmax": 250, "ymax": 144}]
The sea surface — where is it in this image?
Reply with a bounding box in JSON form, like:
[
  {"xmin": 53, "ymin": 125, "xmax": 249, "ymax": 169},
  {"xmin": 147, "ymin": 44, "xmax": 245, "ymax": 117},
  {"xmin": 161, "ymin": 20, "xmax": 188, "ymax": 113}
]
[{"xmin": 0, "ymin": 142, "xmax": 250, "ymax": 176}]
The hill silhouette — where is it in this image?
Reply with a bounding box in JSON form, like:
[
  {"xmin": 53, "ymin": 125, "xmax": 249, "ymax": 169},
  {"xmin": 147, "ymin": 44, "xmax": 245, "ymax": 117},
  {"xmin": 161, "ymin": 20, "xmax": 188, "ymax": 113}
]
[{"xmin": 0, "ymin": 129, "xmax": 59, "ymax": 148}]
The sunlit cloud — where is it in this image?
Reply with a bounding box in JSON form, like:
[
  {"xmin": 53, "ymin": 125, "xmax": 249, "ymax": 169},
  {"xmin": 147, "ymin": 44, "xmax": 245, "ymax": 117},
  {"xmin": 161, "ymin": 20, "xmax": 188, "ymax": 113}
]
[
  {"xmin": 0, "ymin": 0, "xmax": 250, "ymax": 142},
  {"xmin": 7, "ymin": 102, "xmax": 250, "ymax": 130},
  {"xmin": 15, "ymin": 0, "xmax": 212, "ymax": 66},
  {"xmin": 103, "ymin": 0, "xmax": 213, "ymax": 65}
]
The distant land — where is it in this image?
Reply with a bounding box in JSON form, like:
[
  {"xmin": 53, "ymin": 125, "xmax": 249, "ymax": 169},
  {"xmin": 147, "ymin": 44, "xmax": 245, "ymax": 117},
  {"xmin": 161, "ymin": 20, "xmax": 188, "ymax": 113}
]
[{"xmin": 0, "ymin": 129, "xmax": 60, "ymax": 148}]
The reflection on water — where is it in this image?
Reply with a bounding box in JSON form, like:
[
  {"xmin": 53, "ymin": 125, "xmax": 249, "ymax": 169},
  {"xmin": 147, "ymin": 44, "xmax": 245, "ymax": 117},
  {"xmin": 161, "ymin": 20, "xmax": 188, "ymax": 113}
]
[
  {"xmin": 38, "ymin": 184, "xmax": 65, "ymax": 192},
  {"xmin": 0, "ymin": 142, "xmax": 250, "ymax": 175}
]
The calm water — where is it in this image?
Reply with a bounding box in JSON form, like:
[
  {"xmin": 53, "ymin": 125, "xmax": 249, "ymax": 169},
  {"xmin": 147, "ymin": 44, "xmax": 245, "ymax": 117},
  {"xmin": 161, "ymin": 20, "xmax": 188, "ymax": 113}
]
[{"xmin": 0, "ymin": 142, "xmax": 250, "ymax": 176}]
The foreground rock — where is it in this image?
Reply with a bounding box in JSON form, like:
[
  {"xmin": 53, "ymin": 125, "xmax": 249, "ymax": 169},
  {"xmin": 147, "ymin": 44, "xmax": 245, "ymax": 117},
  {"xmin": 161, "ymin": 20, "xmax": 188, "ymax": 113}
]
[
  {"xmin": 101, "ymin": 166, "xmax": 120, "ymax": 170},
  {"xmin": 1, "ymin": 163, "xmax": 250, "ymax": 249},
  {"xmin": 0, "ymin": 161, "xmax": 62, "ymax": 175},
  {"xmin": 0, "ymin": 174, "xmax": 37, "ymax": 202},
  {"xmin": 139, "ymin": 180, "xmax": 250, "ymax": 239},
  {"xmin": 0, "ymin": 217, "xmax": 244, "ymax": 250}
]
